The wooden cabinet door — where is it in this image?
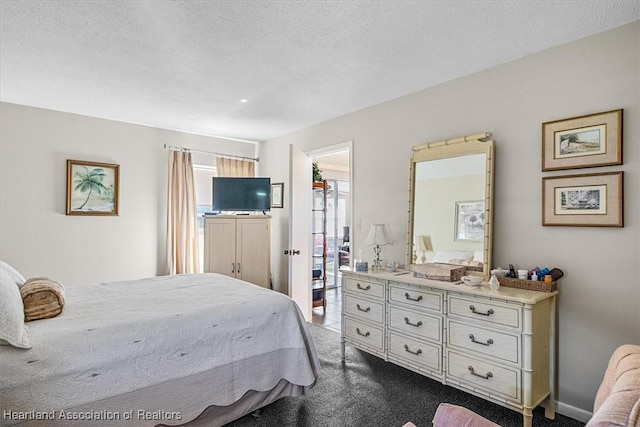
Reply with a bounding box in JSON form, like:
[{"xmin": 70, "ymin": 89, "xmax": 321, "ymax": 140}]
[
  {"xmin": 236, "ymin": 217, "xmax": 270, "ymax": 288},
  {"xmin": 204, "ymin": 217, "xmax": 237, "ymax": 277}
]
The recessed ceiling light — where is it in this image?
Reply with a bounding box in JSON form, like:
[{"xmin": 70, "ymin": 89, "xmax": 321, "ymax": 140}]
[{"xmin": 240, "ymin": 99, "xmax": 248, "ymax": 103}]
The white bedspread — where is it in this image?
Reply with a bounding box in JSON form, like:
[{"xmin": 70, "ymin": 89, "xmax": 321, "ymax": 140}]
[{"xmin": 0, "ymin": 273, "xmax": 320, "ymax": 426}]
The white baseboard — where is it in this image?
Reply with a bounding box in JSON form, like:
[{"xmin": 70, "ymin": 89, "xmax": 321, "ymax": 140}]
[{"xmin": 557, "ymin": 401, "xmax": 592, "ymax": 424}]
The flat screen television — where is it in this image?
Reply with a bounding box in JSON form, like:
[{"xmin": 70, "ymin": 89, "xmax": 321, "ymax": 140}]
[{"xmin": 212, "ymin": 177, "xmax": 271, "ymax": 213}]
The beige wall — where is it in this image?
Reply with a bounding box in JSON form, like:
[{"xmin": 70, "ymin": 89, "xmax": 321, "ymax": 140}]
[
  {"xmin": 259, "ymin": 21, "xmax": 639, "ymax": 420},
  {"xmin": 0, "ymin": 103, "xmax": 257, "ymax": 285}
]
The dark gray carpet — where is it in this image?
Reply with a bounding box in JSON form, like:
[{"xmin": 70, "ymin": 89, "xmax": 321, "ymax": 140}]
[{"xmin": 227, "ymin": 324, "xmax": 585, "ymax": 427}]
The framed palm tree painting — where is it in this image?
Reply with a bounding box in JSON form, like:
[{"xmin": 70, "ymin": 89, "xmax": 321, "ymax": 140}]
[{"xmin": 66, "ymin": 159, "xmax": 119, "ymax": 216}]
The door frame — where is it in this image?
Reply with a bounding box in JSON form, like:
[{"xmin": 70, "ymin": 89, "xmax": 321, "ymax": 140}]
[
  {"xmin": 307, "ymin": 140, "xmax": 353, "ymax": 279},
  {"xmin": 288, "ymin": 140, "xmax": 353, "ymax": 320}
]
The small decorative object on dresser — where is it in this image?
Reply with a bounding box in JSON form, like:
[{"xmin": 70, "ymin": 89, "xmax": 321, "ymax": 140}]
[
  {"xmin": 355, "ymin": 261, "xmax": 368, "ymax": 272},
  {"xmin": 542, "ymin": 109, "xmax": 622, "ymax": 171},
  {"xmin": 411, "ymin": 262, "xmax": 466, "ymax": 282},
  {"xmin": 461, "ymin": 275, "xmax": 483, "ymax": 287}
]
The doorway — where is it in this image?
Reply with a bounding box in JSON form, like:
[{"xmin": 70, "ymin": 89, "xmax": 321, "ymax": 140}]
[{"xmin": 309, "ymin": 148, "xmax": 351, "ymax": 333}]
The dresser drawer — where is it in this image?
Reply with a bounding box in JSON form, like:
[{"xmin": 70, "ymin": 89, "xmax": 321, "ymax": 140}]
[
  {"xmin": 447, "ymin": 320, "xmax": 520, "ymax": 364},
  {"xmin": 388, "ymin": 332, "xmax": 441, "ymax": 373},
  {"xmin": 388, "ymin": 305, "xmax": 441, "ymax": 343},
  {"xmin": 344, "ymin": 277, "xmax": 385, "ymax": 299},
  {"xmin": 344, "ymin": 317, "xmax": 384, "ymax": 352},
  {"xmin": 448, "ymin": 295, "xmax": 521, "ymax": 330},
  {"xmin": 389, "ymin": 282, "xmax": 442, "ymax": 312},
  {"xmin": 447, "ymin": 350, "xmax": 521, "ymax": 402},
  {"xmin": 345, "ymin": 294, "xmax": 384, "ymax": 324}
]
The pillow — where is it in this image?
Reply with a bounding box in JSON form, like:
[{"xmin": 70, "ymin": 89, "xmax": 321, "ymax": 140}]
[
  {"xmin": 21, "ymin": 277, "xmax": 66, "ymax": 322},
  {"xmin": 445, "ymin": 258, "xmax": 484, "ymax": 268},
  {"xmin": 431, "ymin": 251, "xmax": 473, "ymax": 264},
  {"xmin": 0, "ymin": 268, "xmax": 32, "ymax": 348},
  {"xmin": 448, "ymin": 258, "xmax": 472, "ymax": 266},
  {"xmin": 0, "ymin": 260, "xmax": 26, "ymax": 287}
]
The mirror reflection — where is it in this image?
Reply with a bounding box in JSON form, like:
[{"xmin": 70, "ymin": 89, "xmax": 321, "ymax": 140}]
[{"xmin": 407, "ymin": 137, "xmax": 494, "ymax": 275}]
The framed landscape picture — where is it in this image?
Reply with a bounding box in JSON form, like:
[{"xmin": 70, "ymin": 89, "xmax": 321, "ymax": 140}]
[
  {"xmin": 542, "ymin": 171, "xmax": 623, "ymax": 227},
  {"xmin": 66, "ymin": 159, "xmax": 119, "ymax": 216},
  {"xmin": 542, "ymin": 109, "xmax": 622, "ymax": 171}
]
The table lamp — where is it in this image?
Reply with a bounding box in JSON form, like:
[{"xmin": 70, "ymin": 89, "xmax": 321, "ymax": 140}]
[
  {"xmin": 364, "ymin": 224, "xmax": 393, "ymax": 271},
  {"xmin": 417, "ymin": 235, "xmax": 433, "ymax": 264}
]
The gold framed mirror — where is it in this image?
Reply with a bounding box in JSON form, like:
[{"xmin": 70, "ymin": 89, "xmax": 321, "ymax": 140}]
[{"xmin": 406, "ymin": 133, "xmax": 495, "ymax": 276}]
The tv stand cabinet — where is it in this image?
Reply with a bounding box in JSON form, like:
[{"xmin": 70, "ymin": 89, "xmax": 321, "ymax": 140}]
[
  {"xmin": 204, "ymin": 215, "xmax": 271, "ymax": 288},
  {"xmin": 340, "ymin": 269, "xmax": 556, "ymax": 427}
]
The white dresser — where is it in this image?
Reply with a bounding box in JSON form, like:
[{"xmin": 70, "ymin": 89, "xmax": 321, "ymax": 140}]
[{"xmin": 341, "ymin": 269, "xmax": 557, "ymax": 427}]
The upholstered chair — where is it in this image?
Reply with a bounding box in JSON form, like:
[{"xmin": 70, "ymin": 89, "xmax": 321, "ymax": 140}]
[
  {"xmin": 586, "ymin": 344, "xmax": 640, "ymax": 426},
  {"xmin": 403, "ymin": 402, "xmax": 501, "ymax": 427}
]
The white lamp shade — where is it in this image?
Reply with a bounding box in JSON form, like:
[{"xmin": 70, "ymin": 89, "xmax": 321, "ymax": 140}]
[
  {"xmin": 417, "ymin": 235, "xmax": 433, "ymax": 251},
  {"xmin": 364, "ymin": 224, "xmax": 393, "ymax": 246}
]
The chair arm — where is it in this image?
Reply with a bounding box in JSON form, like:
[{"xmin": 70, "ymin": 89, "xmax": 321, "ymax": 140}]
[{"xmin": 432, "ymin": 403, "xmax": 501, "ymax": 427}]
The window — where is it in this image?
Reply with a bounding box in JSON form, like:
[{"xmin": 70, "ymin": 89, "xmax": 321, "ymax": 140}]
[
  {"xmin": 193, "ymin": 165, "xmax": 217, "ymax": 271},
  {"xmin": 326, "ymin": 179, "xmax": 350, "ymax": 287}
]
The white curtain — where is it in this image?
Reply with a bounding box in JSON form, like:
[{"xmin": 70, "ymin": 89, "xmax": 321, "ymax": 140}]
[
  {"xmin": 216, "ymin": 157, "xmax": 255, "ymax": 177},
  {"xmin": 166, "ymin": 151, "xmax": 200, "ymax": 274}
]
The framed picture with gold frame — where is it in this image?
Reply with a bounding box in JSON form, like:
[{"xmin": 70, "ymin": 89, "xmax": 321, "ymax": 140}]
[
  {"xmin": 542, "ymin": 109, "xmax": 622, "ymax": 171},
  {"xmin": 542, "ymin": 171, "xmax": 623, "ymax": 227},
  {"xmin": 66, "ymin": 159, "xmax": 119, "ymax": 216}
]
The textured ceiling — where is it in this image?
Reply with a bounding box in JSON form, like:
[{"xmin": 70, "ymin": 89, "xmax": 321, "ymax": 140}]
[{"xmin": 1, "ymin": 1, "xmax": 638, "ymax": 142}]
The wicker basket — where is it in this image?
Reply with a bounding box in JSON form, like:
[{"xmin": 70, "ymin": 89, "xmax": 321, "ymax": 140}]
[{"xmin": 497, "ymin": 276, "xmax": 558, "ymax": 293}]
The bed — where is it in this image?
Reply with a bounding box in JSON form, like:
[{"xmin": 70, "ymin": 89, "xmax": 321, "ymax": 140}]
[{"xmin": 0, "ymin": 271, "xmax": 320, "ymax": 427}]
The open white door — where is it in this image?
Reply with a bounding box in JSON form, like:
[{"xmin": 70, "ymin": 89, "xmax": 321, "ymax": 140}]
[{"xmin": 288, "ymin": 144, "xmax": 312, "ymax": 320}]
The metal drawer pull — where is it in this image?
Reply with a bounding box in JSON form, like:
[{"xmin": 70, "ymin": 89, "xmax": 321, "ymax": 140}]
[
  {"xmin": 468, "ymin": 365, "xmax": 493, "ymax": 379},
  {"xmin": 404, "ymin": 344, "xmax": 422, "ymax": 356},
  {"xmin": 469, "ymin": 305, "xmax": 494, "ymax": 316},
  {"xmin": 356, "ymin": 283, "xmax": 371, "ymax": 291},
  {"xmin": 356, "ymin": 304, "xmax": 371, "ymax": 313},
  {"xmin": 469, "ymin": 334, "xmax": 494, "ymax": 346},
  {"xmin": 404, "ymin": 317, "xmax": 423, "ymax": 327},
  {"xmin": 404, "ymin": 293, "xmax": 423, "ymax": 302},
  {"xmin": 356, "ymin": 328, "xmax": 370, "ymax": 337}
]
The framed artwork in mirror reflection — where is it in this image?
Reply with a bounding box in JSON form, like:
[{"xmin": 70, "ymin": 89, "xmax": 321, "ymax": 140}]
[{"xmin": 454, "ymin": 200, "xmax": 485, "ymax": 241}]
